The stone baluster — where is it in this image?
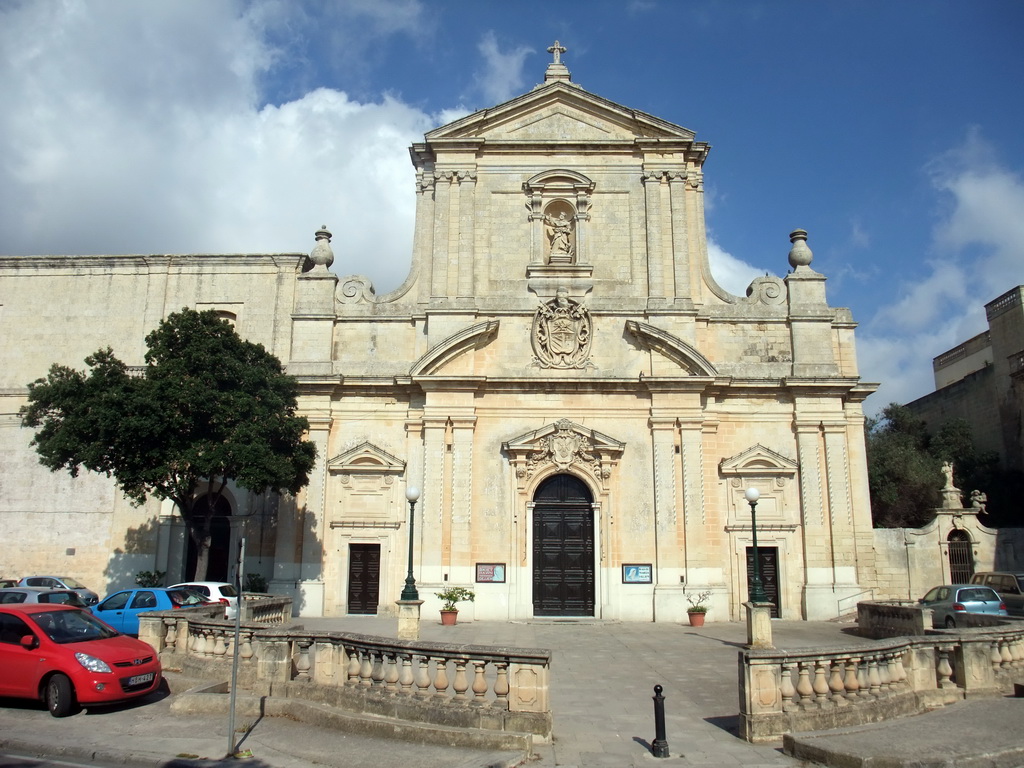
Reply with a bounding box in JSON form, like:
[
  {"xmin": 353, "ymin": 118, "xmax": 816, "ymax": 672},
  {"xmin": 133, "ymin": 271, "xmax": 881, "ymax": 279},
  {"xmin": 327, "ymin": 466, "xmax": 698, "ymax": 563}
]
[
  {"xmin": 796, "ymin": 661, "xmax": 815, "ymax": 709},
  {"xmin": 990, "ymin": 640, "xmax": 1003, "ymax": 670},
  {"xmin": 892, "ymin": 651, "xmax": 906, "ymax": 689},
  {"xmin": 202, "ymin": 629, "xmax": 214, "ymax": 657},
  {"xmin": 844, "ymin": 658, "xmax": 861, "ymax": 701},
  {"xmin": 399, "ymin": 654, "xmax": 415, "ymax": 695},
  {"xmin": 1000, "ymin": 638, "xmax": 1013, "ymax": 669},
  {"xmin": 359, "ymin": 648, "xmax": 374, "ymax": 687},
  {"xmin": 163, "ymin": 619, "xmax": 177, "ymax": 651},
  {"xmin": 856, "ymin": 656, "xmax": 871, "ymax": 699},
  {"xmin": 415, "ymin": 654, "xmax": 432, "ymax": 697},
  {"xmin": 471, "ymin": 660, "xmax": 488, "ymax": 705},
  {"xmin": 877, "ymin": 653, "xmax": 891, "ymax": 696},
  {"xmin": 493, "ymin": 662, "xmax": 510, "ymax": 709},
  {"xmin": 779, "ymin": 662, "xmax": 798, "ymax": 713},
  {"xmin": 452, "ymin": 659, "xmax": 469, "ymax": 701},
  {"xmin": 1012, "ymin": 635, "xmax": 1024, "ymax": 668},
  {"xmin": 867, "ymin": 655, "xmax": 882, "ymax": 697},
  {"xmin": 433, "ymin": 656, "xmax": 450, "ymax": 699},
  {"xmin": 346, "ymin": 646, "xmax": 361, "ymax": 685},
  {"xmin": 295, "ymin": 640, "xmax": 313, "ymax": 681},
  {"xmin": 371, "ymin": 651, "xmax": 386, "ymax": 688},
  {"xmin": 813, "ymin": 660, "xmax": 831, "ymax": 706},
  {"xmin": 384, "ymin": 652, "xmax": 400, "ymax": 692},
  {"xmin": 240, "ymin": 630, "xmax": 254, "ymax": 663},
  {"xmin": 829, "ymin": 660, "xmax": 847, "ymax": 706},
  {"xmin": 213, "ymin": 631, "xmax": 227, "ymax": 659},
  {"xmin": 936, "ymin": 646, "xmax": 955, "ymax": 689}
]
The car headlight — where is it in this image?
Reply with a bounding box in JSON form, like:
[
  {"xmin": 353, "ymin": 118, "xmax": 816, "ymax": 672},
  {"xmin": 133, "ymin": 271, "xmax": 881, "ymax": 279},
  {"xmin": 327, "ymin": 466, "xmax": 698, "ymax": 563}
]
[{"xmin": 75, "ymin": 652, "xmax": 112, "ymax": 674}]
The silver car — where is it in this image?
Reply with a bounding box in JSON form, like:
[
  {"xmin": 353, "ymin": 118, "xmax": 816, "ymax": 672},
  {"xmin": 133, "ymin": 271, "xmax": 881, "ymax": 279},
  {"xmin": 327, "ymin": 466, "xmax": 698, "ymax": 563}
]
[
  {"xmin": 0, "ymin": 587, "xmax": 89, "ymax": 607},
  {"xmin": 17, "ymin": 576, "xmax": 99, "ymax": 605},
  {"xmin": 919, "ymin": 584, "xmax": 1008, "ymax": 628}
]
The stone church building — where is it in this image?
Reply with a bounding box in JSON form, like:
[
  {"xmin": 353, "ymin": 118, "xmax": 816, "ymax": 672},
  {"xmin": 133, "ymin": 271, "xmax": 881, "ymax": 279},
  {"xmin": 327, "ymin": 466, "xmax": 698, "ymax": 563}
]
[{"xmin": 0, "ymin": 48, "xmax": 882, "ymax": 622}]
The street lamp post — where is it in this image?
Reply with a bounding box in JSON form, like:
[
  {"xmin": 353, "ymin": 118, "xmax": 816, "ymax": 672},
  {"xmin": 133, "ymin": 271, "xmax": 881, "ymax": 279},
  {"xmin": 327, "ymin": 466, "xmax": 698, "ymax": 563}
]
[
  {"xmin": 745, "ymin": 487, "xmax": 768, "ymax": 603},
  {"xmin": 401, "ymin": 486, "xmax": 420, "ymax": 601}
]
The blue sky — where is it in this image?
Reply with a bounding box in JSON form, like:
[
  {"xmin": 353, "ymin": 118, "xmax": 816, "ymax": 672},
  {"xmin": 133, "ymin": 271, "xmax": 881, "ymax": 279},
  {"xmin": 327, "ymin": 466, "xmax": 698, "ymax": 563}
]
[{"xmin": 2, "ymin": 0, "xmax": 1022, "ymax": 414}]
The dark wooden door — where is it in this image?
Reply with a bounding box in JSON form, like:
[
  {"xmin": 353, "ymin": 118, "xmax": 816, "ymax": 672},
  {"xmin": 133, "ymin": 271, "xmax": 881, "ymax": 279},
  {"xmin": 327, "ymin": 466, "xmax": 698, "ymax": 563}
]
[
  {"xmin": 533, "ymin": 475, "xmax": 595, "ymax": 616},
  {"xmin": 745, "ymin": 546, "xmax": 780, "ymax": 618},
  {"xmin": 347, "ymin": 544, "xmax": 380, "ymax": 615}
]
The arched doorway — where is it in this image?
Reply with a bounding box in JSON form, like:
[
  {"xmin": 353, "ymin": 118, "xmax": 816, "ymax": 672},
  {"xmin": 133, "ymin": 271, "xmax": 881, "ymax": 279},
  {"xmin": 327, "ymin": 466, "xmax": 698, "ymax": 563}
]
[
  {"xmin": 533, "ymin": 474, "xmax": 595, "ymax": 616},
  {"xmin": 947, "ymin": 530, "xmax": 974, "ymax": 584},
  {"xmin": 185, "ymin": 495, "xmax": 232, "ymax": 582}
]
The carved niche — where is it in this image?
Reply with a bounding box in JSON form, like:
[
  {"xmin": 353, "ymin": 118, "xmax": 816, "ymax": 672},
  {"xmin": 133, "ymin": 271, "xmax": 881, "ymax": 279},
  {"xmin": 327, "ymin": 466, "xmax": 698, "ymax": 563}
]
[
  {"xmin": 531, "ymin": 287, "xmax": 592, "ymax": 369},
  {"xmin": 503, "ymin": 419, "xmax": 625, "ymax": 492}
]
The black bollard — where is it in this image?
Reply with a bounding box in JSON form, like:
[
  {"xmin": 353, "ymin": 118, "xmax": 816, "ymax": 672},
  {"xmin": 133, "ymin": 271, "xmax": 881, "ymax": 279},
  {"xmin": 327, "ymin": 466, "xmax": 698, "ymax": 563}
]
[{"xmin": 652, "ymin": 684, "xmax": 669, "ymax": 758}]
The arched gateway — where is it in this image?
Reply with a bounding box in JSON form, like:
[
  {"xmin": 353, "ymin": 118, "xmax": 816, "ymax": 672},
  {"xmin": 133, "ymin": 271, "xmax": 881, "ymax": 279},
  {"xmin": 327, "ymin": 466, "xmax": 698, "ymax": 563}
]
[{"xmin": 532, "ymin": 474, "xmax": 595, "ymax": 616}]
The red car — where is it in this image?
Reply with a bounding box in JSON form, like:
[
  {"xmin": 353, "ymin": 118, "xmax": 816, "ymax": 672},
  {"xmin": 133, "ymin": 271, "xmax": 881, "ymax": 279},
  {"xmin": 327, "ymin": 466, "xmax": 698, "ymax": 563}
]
[{"xmin": 0, "ymin": 603, "xmax": 162, "ymax": 716}]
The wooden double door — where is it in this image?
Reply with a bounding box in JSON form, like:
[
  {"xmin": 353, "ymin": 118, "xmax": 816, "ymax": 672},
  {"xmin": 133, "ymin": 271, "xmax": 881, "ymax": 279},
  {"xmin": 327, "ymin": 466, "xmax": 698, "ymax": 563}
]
[
  {"xmin": 533, "ymin": 475, "xmax": 595, "ymax": 616},
  {"xmin": 347, "ymin": 543, "xmax": 380, "ymax": 615}
]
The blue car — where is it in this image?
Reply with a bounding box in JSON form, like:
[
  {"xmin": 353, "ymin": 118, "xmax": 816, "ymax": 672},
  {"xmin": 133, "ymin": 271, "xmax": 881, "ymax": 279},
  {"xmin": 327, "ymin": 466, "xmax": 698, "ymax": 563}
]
[{"xmin": 91, "ymin": 588, "xmax": 209, "ymax": 635}]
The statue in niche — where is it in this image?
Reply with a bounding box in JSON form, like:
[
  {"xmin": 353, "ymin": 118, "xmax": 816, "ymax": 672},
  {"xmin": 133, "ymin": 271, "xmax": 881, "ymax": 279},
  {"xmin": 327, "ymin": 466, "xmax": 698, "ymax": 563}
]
[
  {"xmin": 544, "ymin": 211, "xmax": 575, "ymax": 262},
  {"xmin": 532, "ymin": 288, "xmax": 592, "ymax": 369}
]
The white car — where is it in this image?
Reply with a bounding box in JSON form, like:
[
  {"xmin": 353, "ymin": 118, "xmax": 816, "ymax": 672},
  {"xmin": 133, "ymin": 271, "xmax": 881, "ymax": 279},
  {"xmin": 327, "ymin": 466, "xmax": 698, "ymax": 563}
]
[{"xmin": 169, "ymin": 581, "xmax": 239, "ymax": 619}]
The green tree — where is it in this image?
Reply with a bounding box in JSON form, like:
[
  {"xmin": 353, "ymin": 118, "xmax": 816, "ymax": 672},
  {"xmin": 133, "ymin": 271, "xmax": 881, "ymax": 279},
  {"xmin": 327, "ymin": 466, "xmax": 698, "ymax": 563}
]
[
  {"xmin": 20, "ymin": 308, "xmax": 317, "ymax": 580},
  {"xmin": 866, "ymin": 403, "xmax": 942, "ymax": 528}
]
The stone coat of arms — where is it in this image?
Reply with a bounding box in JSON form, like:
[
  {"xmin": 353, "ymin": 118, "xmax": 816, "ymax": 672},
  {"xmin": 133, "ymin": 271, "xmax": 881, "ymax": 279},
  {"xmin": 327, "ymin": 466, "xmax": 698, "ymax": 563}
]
[{"xmin": 532, "ymin": 289, "xmax": 592, "ymax": 369}]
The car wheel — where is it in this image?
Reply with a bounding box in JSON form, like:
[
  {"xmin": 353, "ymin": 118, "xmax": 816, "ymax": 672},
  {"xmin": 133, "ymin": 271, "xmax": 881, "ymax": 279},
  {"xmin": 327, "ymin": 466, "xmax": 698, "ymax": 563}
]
[
  {"xmin": 945, "ymin": 616, "xmax": 956, "ymax": 629},
  {"xmin": 45, "ymin": 674, "xmax": 76, "ymax": 717}
]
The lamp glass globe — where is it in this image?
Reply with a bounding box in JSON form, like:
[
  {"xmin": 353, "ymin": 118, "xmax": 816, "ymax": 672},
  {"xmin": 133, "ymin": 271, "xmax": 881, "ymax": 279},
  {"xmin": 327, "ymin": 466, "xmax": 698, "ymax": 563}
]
[
  {"xmin": 406, "ymin": 486, "xmax": 420, "ymax": 502},
  {"xmin": 744, "ymin": 487, "xmax": 760, "ymax": 503}
]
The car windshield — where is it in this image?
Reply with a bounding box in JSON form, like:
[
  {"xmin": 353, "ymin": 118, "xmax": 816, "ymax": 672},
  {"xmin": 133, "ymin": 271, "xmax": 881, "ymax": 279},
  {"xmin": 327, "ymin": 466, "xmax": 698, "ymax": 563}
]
[
  {"xmin": 958, "ymin": 588, "xmax": 999, "ymax": 602},
  {"xmin": 169, "ymin": 589, "xmax": 207, "ymax": 606},
  {"xmin": 31, "ymin": 609, "xmax": 119, "ymax": 643},
  {"xmin": 60, "ymin": 578, "xmax": 86, "ymax": 589}
]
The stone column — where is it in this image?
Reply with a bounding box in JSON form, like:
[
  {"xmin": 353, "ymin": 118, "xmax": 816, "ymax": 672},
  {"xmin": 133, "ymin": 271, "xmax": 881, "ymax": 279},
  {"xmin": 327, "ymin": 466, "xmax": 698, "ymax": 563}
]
[
  {"xmin": 456, "ymin": 173, "xmax": 476, "ymax": 299},
  {"xmin": 297, "ymin": 416, "xmax": 330, "ymax": 616},
  {"xmin": 449, "ymin": 416, "xmax": 476, "ymax": 573},
  {"xmin": 668, "ymin": 171, "xmax": 691, "ymax": 304},
  {"xmin": 643, "ymin": 170, "xmax": 665, "ymax": 302},
  {"xmin": 430, "ymin": 173, "xmax": 451, "ymax": 299},
  {"xmin": 420, "ymin": 417, "xmax": 448, "ymax": 582}
]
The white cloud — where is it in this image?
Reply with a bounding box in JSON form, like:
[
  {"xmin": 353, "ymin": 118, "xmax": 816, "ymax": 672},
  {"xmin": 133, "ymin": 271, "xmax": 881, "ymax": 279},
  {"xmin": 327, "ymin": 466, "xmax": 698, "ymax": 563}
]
[
  {"xmin": 471, "ymin": 32, "xmax": 534, "ymax": 106},
  {"xmin": 0, "ymin": 0, "xmax": 431, "ymax": 294},
  {"xmin": 707, "ymin": 238, "xmax": 767, "ymax": 297},
  {"xmin": 857, "ymin": 130, "xmax": 1024, "ymax": 414}
]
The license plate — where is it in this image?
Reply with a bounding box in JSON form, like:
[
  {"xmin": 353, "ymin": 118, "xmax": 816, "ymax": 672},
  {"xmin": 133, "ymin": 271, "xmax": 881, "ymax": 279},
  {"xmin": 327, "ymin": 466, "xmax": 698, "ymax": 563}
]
[{"xmin": 128, "ymin": 673, "xmax": 154, "ymax": 686}]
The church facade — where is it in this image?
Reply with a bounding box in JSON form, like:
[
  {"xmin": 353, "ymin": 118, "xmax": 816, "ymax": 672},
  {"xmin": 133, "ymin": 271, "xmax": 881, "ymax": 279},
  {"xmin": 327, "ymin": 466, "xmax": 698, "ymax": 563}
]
[{"xmin": 0, "ymin": 49, "xmax": 879, "ymax": 622}]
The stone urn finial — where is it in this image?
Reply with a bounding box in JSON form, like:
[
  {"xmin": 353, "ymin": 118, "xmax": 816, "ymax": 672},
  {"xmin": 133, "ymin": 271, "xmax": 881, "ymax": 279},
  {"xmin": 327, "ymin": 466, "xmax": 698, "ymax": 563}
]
[
  {"xmin": 309, "ymin": 225, "xmax": 334, "ymax": 270},
  {"xmin": 788, "ymin": 229, "xmax": 813, "ymax": 269}
]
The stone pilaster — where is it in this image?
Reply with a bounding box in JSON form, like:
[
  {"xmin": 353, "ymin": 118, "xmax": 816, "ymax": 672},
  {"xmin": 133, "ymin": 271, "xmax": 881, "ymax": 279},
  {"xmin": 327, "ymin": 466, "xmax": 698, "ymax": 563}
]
[
  {"xmin": 668, "ymin": 172, "xmax": 691, "ymax": 304},
  {"xmin": 430, "ymin": 174, "xmax": 451, "ymax": 298},
  {"xmin": 457, "ymin": 173, "xmax": 476, "ymax": 299},
  {"xmin": 643, "ymin": 170, "xmax": 665, "ymax": 302},
  {"xmin": 651, "ymin": 417, "xmax": 678, "ymax": 571},
  {"xmin": 420, "ymin": 417, "xmax": 447, "ymax": 580},
  {"xmin": 449, "ymin": 416, "xmax": 476, "ymax": 570}
]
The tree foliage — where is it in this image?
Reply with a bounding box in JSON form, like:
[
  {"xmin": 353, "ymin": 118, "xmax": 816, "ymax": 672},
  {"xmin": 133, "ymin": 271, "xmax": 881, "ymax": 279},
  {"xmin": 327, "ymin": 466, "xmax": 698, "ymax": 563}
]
[
  {"xmin": 866, "ymin": 402, "xmax": 1020, "ymax": 528},
  {"xmin": 20, "ymin": 308, "xmax": 317, "ymax": 579},
  {"xmin": 866, "ymin": 404, "xmax": 942, "ymax": 528}
]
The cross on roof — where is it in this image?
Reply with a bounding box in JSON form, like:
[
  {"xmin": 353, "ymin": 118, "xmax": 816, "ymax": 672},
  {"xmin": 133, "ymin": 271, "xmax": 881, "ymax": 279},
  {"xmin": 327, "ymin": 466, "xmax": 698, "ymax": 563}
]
[{"xmin": 548, "ymin": 40, "xmax": 566, "ymax": 65}]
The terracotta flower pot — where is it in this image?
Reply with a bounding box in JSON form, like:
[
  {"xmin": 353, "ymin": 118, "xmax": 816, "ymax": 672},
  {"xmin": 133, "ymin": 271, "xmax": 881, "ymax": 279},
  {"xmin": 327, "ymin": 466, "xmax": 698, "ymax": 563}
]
[
  {"xmin": 440, "ymin": 609, "xmax": 458, "ymax": 625},
  {"xmin": 687, "ymin": 611, "xmax": 706, "ymax": 627}
]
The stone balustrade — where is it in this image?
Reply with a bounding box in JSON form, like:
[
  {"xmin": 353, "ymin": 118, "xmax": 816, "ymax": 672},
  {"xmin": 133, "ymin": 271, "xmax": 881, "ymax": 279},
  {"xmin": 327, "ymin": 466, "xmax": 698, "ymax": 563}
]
[
  {"xmin": 140, "ymin": 610, "xmax": 552, "ymax": 740},
  {"xmin": 740, "ymin": 623, "xmax": 1024, "ymax": 742}
]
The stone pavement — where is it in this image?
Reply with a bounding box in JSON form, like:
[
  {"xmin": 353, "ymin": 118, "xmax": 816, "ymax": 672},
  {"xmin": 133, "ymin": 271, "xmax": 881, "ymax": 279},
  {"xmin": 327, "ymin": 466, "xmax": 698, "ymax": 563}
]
[{"xmin": 1, "ymin": 616, "xmax": 1022, "ymax": 768}]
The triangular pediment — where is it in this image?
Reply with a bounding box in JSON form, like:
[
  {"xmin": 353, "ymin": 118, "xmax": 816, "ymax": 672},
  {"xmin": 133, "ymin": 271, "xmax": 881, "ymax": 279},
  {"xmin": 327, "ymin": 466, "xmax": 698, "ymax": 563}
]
[
  {"xmin": 720, "ymin": 444, "xmax": 798, "ymax": 476},
  {"xmin": 327, "ymin": 442, "xmax": 405, "ymax": 474},
  {"xmin": 503, "ymin": 418, "xmax": 625, "ymax": 455},
  {"xmin": 426, "ymin": 82, "xmax": 696, "ymax": 145}
]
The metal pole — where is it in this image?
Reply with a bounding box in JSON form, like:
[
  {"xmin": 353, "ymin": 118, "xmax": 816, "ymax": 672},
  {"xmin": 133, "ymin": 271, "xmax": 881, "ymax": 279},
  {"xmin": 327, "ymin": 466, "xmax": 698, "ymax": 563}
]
[
  {"xmin": 227, "ymin": 537, "xmax": 245, "ymax": 756},
  {"xmin": 401, "ymin": 493, "xmax": 419, "ymax": 601},
  {"xmin": 748, "ymin": 495, "xmax": 768, "ymax": 603},
  {"xmin": 651, "ymin": 684, "xmax": 669, "ymax": 758}
]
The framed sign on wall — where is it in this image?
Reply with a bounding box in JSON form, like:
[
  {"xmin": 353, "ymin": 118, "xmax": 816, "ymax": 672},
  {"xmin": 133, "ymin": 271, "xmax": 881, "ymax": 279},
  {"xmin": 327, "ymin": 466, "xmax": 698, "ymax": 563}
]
[
  {"xmin": 622, "ymin": 564, "xmax": 652, "ymax": 584},
  {"xmin": 475, "ymin": 563, "xmax": 506, "ymax": 583}
]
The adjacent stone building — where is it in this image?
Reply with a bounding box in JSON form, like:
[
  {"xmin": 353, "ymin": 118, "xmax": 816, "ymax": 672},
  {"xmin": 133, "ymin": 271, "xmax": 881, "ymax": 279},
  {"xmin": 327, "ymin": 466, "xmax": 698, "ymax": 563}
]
[
  {"xmin": 907, "ymin": 285, "xmax": 1024, "ymax": 475},
  {"xmin": 0, "ymin": 48, "xmax": 882, "ymax": 621}
]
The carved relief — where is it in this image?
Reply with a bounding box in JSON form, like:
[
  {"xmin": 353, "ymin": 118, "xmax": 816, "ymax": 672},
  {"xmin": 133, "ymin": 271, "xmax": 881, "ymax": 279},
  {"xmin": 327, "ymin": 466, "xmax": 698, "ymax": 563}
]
[
  {"xmin": 503, "ymin": 419, "xmax": 625, "ymax": 492},
  {"xmin": 532, "ymin": 288, "xmax": 592, "ymax": 369}
]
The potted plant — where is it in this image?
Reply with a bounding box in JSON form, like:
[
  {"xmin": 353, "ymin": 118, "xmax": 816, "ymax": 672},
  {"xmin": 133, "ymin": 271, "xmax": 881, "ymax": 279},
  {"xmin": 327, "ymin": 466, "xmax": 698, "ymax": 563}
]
[
  {"xmin": 685, "ymin": 590, "xmax": 711, "ymax": 627},
  {"xmin": 435, "ymin": 586, "xmax": 475, "ymax": 625}
]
